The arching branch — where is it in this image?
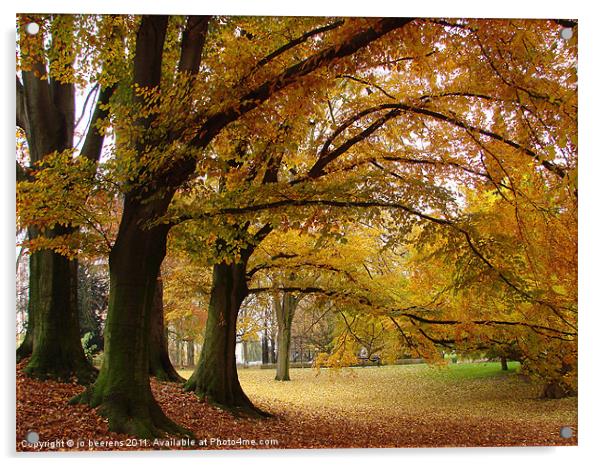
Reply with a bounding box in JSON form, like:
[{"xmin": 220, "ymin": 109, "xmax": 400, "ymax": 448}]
[
  {"xmin": 79, "ymin": 85, "xmax": 116, "ymax": 163},
  {"xmin": 253, "ymin": 19, "xmax": 345, "ymax": 71}
]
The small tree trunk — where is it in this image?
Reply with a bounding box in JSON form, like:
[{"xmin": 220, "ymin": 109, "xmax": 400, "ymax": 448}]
[
  {"xmin": 184, "ymin": 261, "xmax": 267, "ymax": 417},
  {"xmin": 149, "ymin": 273, "xmax": 184, "ymax": 382},
  {"xmin": 261, "ymin": 329, "xmax": 269, "ymax": 364},
  {"xmin": 71, "ymin": 201, "xmax": 189, "ymax": 438},
  {"xmin": 242, "ymin": 340, "xmax": 249, "ymax": 367},
  {"xmin": 274, "ymin": 292, "xmax": 298, "ymax": 381},
  {"xmin": 269, "ymin": 335, "xmax": 276, "ymax": 364},
  {"xmin": 187, "ymin": 340, "xmax": 195, "ymax": 368},
  {"xmin": 16, "ymin": 253, "xmax": 35, "ymax": 361},
  {"xmin": 16, "ymin": 324, "xmax": 34, "ymax": 361},
  {"xmin": 175, "ymin": 337, "xmax": 182, "ymax": 367},
  {"xmin": 500, "ymin": 356, "xmax": 509, "ymax": 371},
  {"xmin": 24, "ymin": 246, "xmax": 97, "ymax": 383}
]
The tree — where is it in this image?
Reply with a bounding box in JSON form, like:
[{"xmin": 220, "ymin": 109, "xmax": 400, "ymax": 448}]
[
  {"xmin": 273, "ymin": 291, "xmax": 301, "ymax": 381},
  {"xmin": 16, "ymin": 14, "xmax": 118, "ymax": 382},
  {"xmin": 17, "ymin": 15, "xmax": 576, "ymax": 437},
  {"xmin": 68, "ymin": 15, "xmax": 411, "ymax": 435}
]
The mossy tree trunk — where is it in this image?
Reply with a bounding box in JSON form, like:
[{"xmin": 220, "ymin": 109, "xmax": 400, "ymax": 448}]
[
  {"xmin": 149, "ymin": 272, "xmax": 184, "ymax": 382},
  {"xmin": 184, "ymin": 260, "xmax": 267, "ymax": 417},
  {"xmin": 23, "ymin": 243, "xmax": 97, "ymax": 383},
  {"xmin": 72, "ymin": 14, "xmax": 212, "ymax": 437},
  {"xmin": 71, "ymin": 196, "xmax": 190, "ymax": 438},
  {"xmin": 16, "ymin": 16, "xmax": 113, "ymax": 381},
  {"xmin": 274, "ymin": 292, "xmax": 300, "ymax": 381}
]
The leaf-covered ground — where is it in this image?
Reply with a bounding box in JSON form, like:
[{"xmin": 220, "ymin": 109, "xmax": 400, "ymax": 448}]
[{"xmin": 16, "ymin": 360, "xmax": 577, "ymax": 451}]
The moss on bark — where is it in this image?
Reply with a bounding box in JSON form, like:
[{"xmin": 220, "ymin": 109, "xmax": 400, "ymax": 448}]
[
  {"xmin": 71, "ymin": 199, "xmax": 189, "ymax": 438},
  {"xmin": 24, "ymin": 248, "xmax": 97, "ymax": 384},
  {"xmin": 184, "ymin": 261, "xmax": 269, "ymax": 417}
]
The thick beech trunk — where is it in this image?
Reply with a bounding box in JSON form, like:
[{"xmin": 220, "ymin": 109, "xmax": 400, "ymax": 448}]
[
  {"xmin": 71, "ymin": 199, "xmax": 189, "ymax": 438},
  {"xmin": 18, "ymin": 36, "xmax": 96, "ymax": 381},
  {"xmin": 274, "ymin": 292, "xmax": 298, "ymax": 381},
  {"xmin": 23, "ymin": 244, "xmax": 96, "ymax": 383},
  {"xmin": 184, "ymin": 261, "xmax": 267, "ymax": 417},
  {"xmin": 149, "ymin": 273, "xmax": 184, "ymax": 382}
]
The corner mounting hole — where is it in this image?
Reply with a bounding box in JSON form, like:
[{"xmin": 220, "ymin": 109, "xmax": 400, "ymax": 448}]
[
  {"xmin": 560, "ymin": 426, "xmax": 574, "ymax": 438},
  {"xmin": 560, "ymin": 28, "xmax": 573, "ymax": 40},
  {"xmin": 25, "ymin": 22, "xmax": 40, "ymax": 35}
]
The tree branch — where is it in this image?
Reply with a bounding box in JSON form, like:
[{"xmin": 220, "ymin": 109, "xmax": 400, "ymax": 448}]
[
  {"xmin": 306, "ymin": 108, "xmax": 402, "ymax": 179},
  {"xmin": 79, "ymin": 85, "xmax": 116, "ymax": 163},
  {"xmin": 158, "ymin": 18, "xmax": 414, "ymax": 191},
  {"xmin": 308, "ymin": 102, "xmax": 566, "ymax": 178},
  {"xmin": 178, "ymin": 15, "xmax": 211, "ymax": 74},
  {"xmin": 190, "ymin": 18, "xmax": 414, "ymax": 152},
  {"xmin": 253, "ymin": 19, "xmax": 345, "ymax": 71}
]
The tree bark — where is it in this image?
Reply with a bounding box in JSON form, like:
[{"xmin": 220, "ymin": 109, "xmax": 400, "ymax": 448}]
[
  {"xmin": 269, "ymin": 335, "xmax": 276, "ymax": 363},
  {"xmin": 274, "ymin": 292, "xmax": 299, "ymax": 381},
  {"xmin": 17, "ymin": 17, "xmax": 96, "ymax": 381},
  {"xmin": 16, "ymin": 254, "xmax": 35, "ymax": 362},
  {"xmin": 261, "ymin": 331, "xmax": 269, "ymax": 364},
  {"xmin": 242, "ymin": 340, "xmax": 249, "ymax": 367},
  {"xmin": 500, "ymin": 356, "xmax": 508, "ymax": 371},
  {"xmin": 23, "ymin": 234, "xmax": 97, "ymax": 383},
  {"xmin": 71, "ymin": 197, "xmax": 189, "ymax": 438},
  {"xmin": 184, "ymin": 260, "xmax": 267, "ymax": 416},
  {"xmin": 186, "ymin": 340, "xmax": 195, "ymax": 368},
  {"xmin": 149, "ymin": 273, "xmax": 184, "ymax": 382},
  {"xmin": 175, "ymin": 337, "xmax": 182, "ymax": 367}
]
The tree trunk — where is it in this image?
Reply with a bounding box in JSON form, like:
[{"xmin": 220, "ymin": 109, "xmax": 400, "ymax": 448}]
[
  {"xmin": 16, "ymin": 253, "xmax": 35, "ymax": 361},
  {"xmin": 187, "ymin": 340, "xmax": 195, "ymax": 368},
  {"xmin": 184, "ymin": 261, "xmax": 267, "ymax": 417},
  {"xmin": 242, "ymin": 340, "xmax": 249, "ymax": 367},
  {"xmin": 175, "ymin": 337, "xmax": 182, "ymax": 367},
  {"xmin": 18, "ymin": 41, "xmax": 96, "ymax": 381},
  {"xmin": 71, "ymin": 200, "xmax": 189, "ymax": 438},
  {"xmin": 269, "ymin": 335, "xmax": 276, "ymax": 364},
  {"xmin": 261, "ymin": 327, "xmax": 269, "ymax": 364},
  {"xmin": 500, "ymin": 356, "xmax": 508, "ymax": 371},
  {"xmin": 149, "ymin": 273, "xmax": 184, "ymax": 382},
  {"xmin": 274, "ymin": 292, "xmax": 298, "ymax": 381},
  {"xmin": 23, "ymin": 244, "xmax": 97, "ymax": 383}
]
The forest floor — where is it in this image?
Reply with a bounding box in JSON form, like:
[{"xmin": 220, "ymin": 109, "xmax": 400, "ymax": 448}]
[{"xmin": 16, "ymin": 360, "xmax": 577, "ymax": 451}]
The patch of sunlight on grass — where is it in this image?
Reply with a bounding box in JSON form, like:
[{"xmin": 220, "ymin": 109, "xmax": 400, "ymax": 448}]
[{"xmin": 178, "ymin": 369, "xmax": 194, "ymax": 380}]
